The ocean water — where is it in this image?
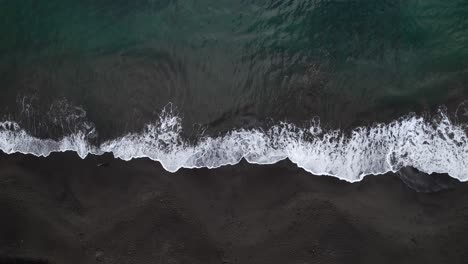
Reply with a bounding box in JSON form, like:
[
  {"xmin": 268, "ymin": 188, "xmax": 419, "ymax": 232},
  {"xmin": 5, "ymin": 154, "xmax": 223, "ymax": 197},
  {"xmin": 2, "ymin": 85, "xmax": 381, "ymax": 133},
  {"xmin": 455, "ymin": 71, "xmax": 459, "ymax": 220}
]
[{"xmin": 1, "ymin": 0, "xmax": 468, "ymax": 181}]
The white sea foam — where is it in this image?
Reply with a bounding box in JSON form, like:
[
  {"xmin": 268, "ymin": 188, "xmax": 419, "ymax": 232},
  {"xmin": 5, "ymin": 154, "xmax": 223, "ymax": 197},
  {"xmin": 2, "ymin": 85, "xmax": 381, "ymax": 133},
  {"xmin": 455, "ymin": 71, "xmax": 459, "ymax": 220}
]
[{"xmin": 1, "ymin": 108, "xmax": 467, "ymax": 182}]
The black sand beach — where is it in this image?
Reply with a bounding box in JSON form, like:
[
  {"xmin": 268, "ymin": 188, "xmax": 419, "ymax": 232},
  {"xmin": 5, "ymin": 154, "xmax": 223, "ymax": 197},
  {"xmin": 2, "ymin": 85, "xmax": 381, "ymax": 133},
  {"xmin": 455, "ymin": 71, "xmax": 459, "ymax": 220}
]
[
  {"xmin": 2, "ymin": 1, "xmax": 468, "ymax": 264},
  {"xmin": 1, "ymin": 152, "xmax": 468, "ymax": 264}
]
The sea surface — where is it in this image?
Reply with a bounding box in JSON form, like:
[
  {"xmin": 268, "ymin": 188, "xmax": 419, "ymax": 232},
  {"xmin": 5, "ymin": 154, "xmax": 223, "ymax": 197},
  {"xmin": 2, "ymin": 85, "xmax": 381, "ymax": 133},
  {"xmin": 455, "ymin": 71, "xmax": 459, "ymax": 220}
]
[{"xmin": 1, "ymin": 0, "xmax": 468, "ymax": 182}]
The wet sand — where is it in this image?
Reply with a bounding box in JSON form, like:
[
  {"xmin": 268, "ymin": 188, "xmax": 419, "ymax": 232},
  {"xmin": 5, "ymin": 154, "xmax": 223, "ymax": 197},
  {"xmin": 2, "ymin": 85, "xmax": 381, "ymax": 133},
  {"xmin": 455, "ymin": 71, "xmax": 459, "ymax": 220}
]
[{"xmin": 1, "ymin": 152, "xmax": 468, "ymax": 264}]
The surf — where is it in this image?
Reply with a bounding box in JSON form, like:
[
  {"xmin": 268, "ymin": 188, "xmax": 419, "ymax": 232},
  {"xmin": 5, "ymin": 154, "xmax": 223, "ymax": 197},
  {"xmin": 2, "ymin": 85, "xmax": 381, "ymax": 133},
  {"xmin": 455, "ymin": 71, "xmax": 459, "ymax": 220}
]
[{"xmin": 1, "ymin": 103, "xmax": 467, "ymax": 182}]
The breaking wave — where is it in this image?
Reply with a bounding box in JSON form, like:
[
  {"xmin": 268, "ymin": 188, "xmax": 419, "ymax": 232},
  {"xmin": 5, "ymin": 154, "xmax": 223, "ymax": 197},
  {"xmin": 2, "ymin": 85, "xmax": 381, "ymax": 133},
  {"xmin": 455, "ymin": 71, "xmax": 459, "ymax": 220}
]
[{"xmin": 1, "ymin": 106, "xmax": 468, "ymax": 182}]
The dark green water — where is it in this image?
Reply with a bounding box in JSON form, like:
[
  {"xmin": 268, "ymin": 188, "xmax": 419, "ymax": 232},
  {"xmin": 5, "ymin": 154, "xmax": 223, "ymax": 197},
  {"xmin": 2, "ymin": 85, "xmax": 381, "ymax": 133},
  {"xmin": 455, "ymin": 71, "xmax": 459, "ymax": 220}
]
[{"xmin": 1, "ymin": 0, "xmax": 468, "ymax": 139}]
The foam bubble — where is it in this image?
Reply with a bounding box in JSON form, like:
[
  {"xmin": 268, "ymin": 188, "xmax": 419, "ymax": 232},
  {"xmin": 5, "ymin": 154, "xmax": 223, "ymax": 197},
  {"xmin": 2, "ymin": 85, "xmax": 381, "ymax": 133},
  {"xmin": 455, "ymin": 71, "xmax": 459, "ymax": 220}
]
[{"xmin": 1, "ymin": 108, "xmax": 467, "ymax": 182}]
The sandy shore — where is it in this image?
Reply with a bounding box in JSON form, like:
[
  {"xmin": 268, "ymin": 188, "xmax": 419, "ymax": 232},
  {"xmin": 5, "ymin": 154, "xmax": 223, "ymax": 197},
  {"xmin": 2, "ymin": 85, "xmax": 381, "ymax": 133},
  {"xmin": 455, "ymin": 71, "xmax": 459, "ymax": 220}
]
[{"xmin": 1, "ymin": 152, "xmax": 468, "ymax": 264}]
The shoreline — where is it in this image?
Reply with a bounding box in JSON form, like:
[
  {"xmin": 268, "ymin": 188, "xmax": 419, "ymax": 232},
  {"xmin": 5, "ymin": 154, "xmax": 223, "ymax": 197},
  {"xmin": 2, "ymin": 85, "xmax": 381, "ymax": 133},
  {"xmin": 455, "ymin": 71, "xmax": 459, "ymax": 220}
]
[{"xmin": 2, "ymin": 105, "xmax": 468, "ymax": 183}]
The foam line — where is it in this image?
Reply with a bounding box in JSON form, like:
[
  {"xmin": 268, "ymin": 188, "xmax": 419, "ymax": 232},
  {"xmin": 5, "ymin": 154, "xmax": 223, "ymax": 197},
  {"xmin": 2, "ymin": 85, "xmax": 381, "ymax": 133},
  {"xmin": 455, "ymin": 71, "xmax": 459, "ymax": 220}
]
[{"xmin": 1, "ymin": 110, "xmax": 467, "ymax": 182}]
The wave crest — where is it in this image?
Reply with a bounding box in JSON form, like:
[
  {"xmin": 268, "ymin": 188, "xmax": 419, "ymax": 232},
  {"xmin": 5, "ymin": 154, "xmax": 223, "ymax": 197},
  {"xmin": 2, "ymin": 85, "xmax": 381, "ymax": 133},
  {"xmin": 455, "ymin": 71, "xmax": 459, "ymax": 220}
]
[{"xmin": 1, "ymin": 107, "xmax": 467, "ymax": 182}]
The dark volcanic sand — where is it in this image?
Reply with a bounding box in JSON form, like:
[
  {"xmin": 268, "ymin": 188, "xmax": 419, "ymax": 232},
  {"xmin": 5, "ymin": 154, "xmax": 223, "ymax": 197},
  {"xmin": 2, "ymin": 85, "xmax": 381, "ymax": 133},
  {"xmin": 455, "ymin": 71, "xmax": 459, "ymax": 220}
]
[{"xmin": 1, "ymin": 152, "xmax": 468, "ymax": 264}]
